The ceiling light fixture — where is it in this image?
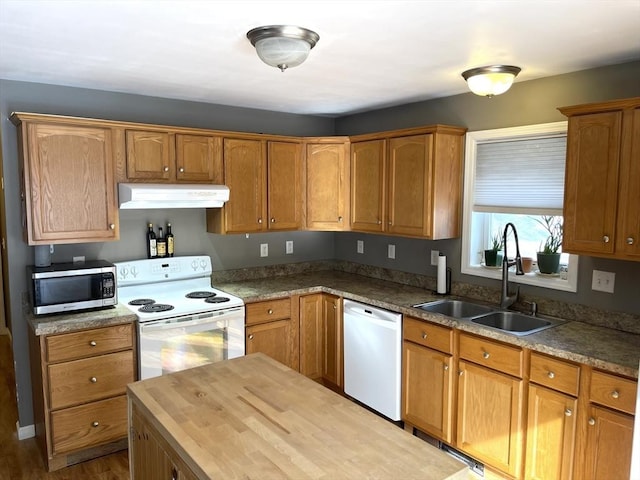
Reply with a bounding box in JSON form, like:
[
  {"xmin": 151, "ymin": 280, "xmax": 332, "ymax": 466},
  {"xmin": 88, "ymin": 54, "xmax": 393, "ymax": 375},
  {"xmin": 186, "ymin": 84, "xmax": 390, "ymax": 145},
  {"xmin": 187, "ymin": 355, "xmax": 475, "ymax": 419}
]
[
  {"xmin": 461, "ymin": 65, "xmax": 521, "ymax": 97},
  {"xmin": 247, "ymin": 25, "xmax": 319, "ymax": 72}
]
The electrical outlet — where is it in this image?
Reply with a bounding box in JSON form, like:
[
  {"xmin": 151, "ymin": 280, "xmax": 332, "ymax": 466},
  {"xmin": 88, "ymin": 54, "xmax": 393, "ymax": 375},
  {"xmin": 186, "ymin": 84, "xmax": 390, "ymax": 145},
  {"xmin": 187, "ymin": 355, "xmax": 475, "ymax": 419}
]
[
  {"xmin": 591, "ymin": 270, "xmax": 615, "ymax": 293},
  {"xmin": 260, "ymin": 243, "xmax": 268, "ymax": 257},
  {"xmin": 431, "ymin": 250, "xmax": 440, "ymax": 266},
  {"xmin": 388, "ymin": 244, "xmax": 396, "ymax": 259},
  {"xmin": 286, "ymin": 240, "xmax": 293, "ymax": 254},
  {"xmin": 357, "ymin": 240, "xmax": 364, "ymax": 254},
  {"xmin": 72, "ymin": 256, "xmax": 85, "ymax": 263}
]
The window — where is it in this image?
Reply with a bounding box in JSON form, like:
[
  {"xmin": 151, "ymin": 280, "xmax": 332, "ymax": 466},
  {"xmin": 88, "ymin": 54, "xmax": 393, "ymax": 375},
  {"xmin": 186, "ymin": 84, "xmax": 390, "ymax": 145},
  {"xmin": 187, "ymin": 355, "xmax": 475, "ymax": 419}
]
[{"xmin": 461, "ymin": 122, "xmax": 578, "ymax": 292}]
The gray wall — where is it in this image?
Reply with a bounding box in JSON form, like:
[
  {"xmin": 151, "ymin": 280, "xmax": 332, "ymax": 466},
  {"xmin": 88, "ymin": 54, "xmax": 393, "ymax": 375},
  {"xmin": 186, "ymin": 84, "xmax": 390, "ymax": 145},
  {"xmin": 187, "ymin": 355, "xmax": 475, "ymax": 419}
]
[
  {"xmin": 0, "ymin": 80, "xmax": 336, "ymax": 428},
  {"xmin": 2, "ymin": 61, "xmax": 640, "ymax": 429},
  {"xmin": 334, "ymin": 61, "xmax": 640, "ymax": 316}
]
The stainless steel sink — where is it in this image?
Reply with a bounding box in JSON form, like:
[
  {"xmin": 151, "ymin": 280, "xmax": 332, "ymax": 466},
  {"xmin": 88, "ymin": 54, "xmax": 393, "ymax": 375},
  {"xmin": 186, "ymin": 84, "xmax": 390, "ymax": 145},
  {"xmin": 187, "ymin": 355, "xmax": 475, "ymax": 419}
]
[
  {"xmin": 414, "ymin": 300, "xmax": 494, "ymax": 319},
  {"xmin": 471, "ymin": 311, "xmax": 562, "ymax": 336}
]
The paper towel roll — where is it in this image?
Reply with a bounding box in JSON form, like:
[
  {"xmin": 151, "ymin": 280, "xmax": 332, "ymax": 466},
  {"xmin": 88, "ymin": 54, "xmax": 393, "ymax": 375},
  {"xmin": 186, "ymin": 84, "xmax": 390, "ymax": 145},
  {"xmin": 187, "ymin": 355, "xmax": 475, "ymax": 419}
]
[{"xmin": 437, "ymin": 255, "xmax": 447, "ymax": 294}]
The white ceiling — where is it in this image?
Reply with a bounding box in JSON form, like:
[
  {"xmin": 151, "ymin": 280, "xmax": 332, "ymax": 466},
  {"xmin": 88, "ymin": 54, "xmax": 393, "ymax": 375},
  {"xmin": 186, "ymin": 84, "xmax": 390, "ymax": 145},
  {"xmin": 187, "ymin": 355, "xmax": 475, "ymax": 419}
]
[{"xmin": 1, "ymin": 0, "xmax": 639, "ymax": 117}]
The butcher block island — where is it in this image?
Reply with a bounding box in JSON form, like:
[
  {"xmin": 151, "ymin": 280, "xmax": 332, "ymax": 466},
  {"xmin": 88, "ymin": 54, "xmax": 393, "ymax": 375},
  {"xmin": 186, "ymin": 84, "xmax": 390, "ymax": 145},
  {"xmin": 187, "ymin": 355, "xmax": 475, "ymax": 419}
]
[{"xmin": 127, "ymin": 353, "xmax": 468, "ymax": 479}]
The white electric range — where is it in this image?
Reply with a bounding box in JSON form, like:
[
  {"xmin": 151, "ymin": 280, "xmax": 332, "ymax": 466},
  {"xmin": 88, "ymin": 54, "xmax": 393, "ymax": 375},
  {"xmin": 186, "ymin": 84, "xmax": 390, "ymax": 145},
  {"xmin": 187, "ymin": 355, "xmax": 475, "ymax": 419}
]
[{"xmin": 115, "ymin": 256, "xmax": 245, "ymax": 380}]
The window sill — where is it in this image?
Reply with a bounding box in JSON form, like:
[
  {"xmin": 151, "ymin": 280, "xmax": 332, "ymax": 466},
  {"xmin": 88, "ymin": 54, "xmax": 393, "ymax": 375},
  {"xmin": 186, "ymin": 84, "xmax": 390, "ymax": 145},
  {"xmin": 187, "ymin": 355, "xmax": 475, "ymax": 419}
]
[{"xmin": 462, "ymin": 263, "xmax": 578, "ymax": 293}]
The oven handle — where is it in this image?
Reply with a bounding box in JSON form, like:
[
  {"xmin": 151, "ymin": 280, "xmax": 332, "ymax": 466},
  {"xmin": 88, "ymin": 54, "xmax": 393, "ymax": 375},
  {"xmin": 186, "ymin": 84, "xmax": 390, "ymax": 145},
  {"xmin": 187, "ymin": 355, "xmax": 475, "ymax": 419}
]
[{"xmin": 139, "ymin": 306, "xmax": 244, "ymax": 332}]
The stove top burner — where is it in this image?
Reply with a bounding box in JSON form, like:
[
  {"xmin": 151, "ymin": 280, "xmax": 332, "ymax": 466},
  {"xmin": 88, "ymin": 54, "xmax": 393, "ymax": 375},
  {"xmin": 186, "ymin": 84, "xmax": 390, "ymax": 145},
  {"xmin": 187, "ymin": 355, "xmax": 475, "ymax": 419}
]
[
  {"xmin": 205, "ymin": 296, "xmax": 230, "ymax": 304},
  {"xmin": 138, "ymin": 303, "xmax": 175, "ymax": 313},
  {"xmin": 129, "ymin": 298, "xmax": 156, "ymax": 306},
  {"xmin": 185, "ymin": 291, "xmax": 216, "ymax": 299}
]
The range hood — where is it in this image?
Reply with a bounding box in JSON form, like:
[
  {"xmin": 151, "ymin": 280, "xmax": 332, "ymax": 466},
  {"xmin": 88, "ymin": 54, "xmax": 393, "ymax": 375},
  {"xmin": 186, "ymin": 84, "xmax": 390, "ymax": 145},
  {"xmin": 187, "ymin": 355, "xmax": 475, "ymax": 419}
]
[{"xmin": 118, "ymin": 183, "xmax": 229, "ymax": 209}]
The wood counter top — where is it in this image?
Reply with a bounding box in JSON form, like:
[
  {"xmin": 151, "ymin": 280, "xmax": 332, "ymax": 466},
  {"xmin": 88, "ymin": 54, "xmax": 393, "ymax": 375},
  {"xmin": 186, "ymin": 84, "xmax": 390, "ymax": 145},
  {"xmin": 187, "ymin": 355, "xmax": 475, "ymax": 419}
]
[{"xmin": 127, "ymin": 353, "xmax": 468, "ymax": 479}]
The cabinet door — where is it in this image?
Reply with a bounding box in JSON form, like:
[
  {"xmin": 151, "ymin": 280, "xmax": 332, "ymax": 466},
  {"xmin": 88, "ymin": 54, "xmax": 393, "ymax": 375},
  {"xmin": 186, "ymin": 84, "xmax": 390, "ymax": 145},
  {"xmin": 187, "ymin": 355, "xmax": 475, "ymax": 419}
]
[
  {"xmin": 299, "ymin": 294, "xmax": 323, "ymax": 380},
  {"xmin": 583, "ymin": 405, "xmax": 634, "ymax": 480},
  {"xmin": 305, "ymin": 142, "xmax": 349, "ymax": 230},
  {"xmin": 126, "ymin": 130, "xmax": 173, "ymax": 181},
  {"xmin": 175, "ymin": 134, "xmax": 221, "ymax": 183},
  {"xmin": 525, "ymin": 384, "xmax": 577, "ymax": 480},
  {"xmin": 246, "ymin": 320, "xmax": 294, "ymax": 370},
  {"xmin": 24, "ymin": 123, "xmax": 118, "ymax": 244},
  {"xmin": 223, "ymin": 138, "xmax": 266, "ymax": 233},
  {"xmin": 268, "ymin": 141, "xmax": 302, "ymax": 230},
  {"xmin": 387, "ymin": 135, "xmax": 433, "ymax": 237},
  {"xmin": 402, "ymin": 341, "xmax": 453, "ymax": 443},
  {"xmin": 456, "ymin": 360, "xmax": 524, "ymax": 477},
  {"xmin": 563, "ymin": 112, "xmax": 622, "ymax": 255},
  {"xmin": 322, "ymin": 294, "xmax": 342, "ymax": 389},
  {"xmin": 616, "ymin": 107, "xmax": 640, "ymax": 257},
  {"xmin": 350, "ymin": 140, "xmax": 386, "ymax": 232}
]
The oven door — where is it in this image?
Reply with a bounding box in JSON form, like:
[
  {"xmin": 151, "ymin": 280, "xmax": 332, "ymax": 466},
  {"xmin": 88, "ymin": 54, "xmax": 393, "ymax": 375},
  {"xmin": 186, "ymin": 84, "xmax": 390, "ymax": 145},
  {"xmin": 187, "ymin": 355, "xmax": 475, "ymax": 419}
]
[{"xmin": 137, "ymin": 306, "xmax": 245, "ymax": 380}]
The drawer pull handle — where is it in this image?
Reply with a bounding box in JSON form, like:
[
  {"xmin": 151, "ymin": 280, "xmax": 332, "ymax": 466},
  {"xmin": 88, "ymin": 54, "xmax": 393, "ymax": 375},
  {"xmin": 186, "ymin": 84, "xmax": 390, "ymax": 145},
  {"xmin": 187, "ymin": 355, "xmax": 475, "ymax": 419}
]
[
  {"xmin": 248, "ymin": 334, "xmax": 254, "ymax": 340},
  {"xmin": 588, "ymin": 417, "xmax": 596, "ymax": 426},
  {"xmin": 611, "ymin": 390, "xmax": 620, "ymax": 399},
  {"xmin": 547, "ymin": 371, "xmax": 555, "ymax": 379},
  {"xmin": 482, "ymin": 351, "xmax": 490, "ymax": 359},
  {"xmin": 89, "ymin": 340, "xmax": 97, "ymax": 347},
  {"xmin": 627, "ymin": 237, "xmax": 635, "ymax": 245},
  {"xmin": 565, "ymin": 408, "xmax": 572, "ymax": 417},
  {"xmin": 421, "ymin": 332, "xmax": 428, "ymax": 339},
  {"xmin": 603, "ymin": 235, "xmax": 610, "ymax": 243},
  {"xmin": 92, "ymin": 421, "xmax": 100, "ymax": 428},
  {"xmin": 90, "ymin": 377, "xmax": 97, "ymax": 383},
  {"xmin": 268, "ymin": 309, "xmax": 273, "ymax": 315}
]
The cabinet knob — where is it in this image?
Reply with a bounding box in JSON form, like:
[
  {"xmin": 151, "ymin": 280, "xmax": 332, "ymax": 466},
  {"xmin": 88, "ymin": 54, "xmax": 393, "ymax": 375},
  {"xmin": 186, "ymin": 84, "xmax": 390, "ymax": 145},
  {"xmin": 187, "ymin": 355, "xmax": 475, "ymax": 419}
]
[
  {"xmin": 482, "ymin": 351, "xmax": 490, "ymax": 359},
  {"xmin": 458, "ymin": 370, "xmax": 464, "ymax": 376},
  {"xmin": 565, "ymin": 408, "xmax": 572, "ymax": 417},
  {"xmin": 377, "ymin": 220, "xmax": 382, "ymax": 224},
  {"xmin": 421, "ymin": 332, "xmax": 428, "ymax": 339},
  {"xmin": 443, "ymin": 365, "xmax": 449, "ymax": 371},
  {"xmin": 171, "ymin": 467, "xmax": 178, "ymax": 480},
  {"xmin": 257, "ymin": 218, "xmax": 263, "ymax": 224},
  {"xmin": 270, "ymin": 218, "xmax": 275, "ymax": 223},
  {"xmin": 268, "ymin": 309, "xmax": 273, "ymax": 314},
  {"xmin": 90, "ymin": 377, "xmax": 97, "ymax": 383},
  {"xmin": 338, "ymin": 216, "xmax": 343, "ymax": 222},
  {"xmin": 109, "ymin": 223, "xmax": 115, "ymax": 230},
  {"xmin": 627, "ymin": 237, "xmax": 635, "ymax": 245},
  {"xmin": 603, "ymin": 235, "xmax": 610, "ymax": 243},
  {"xmin": 248, "ymin": 334, "xmax": 254, "ymax": 340},
  {"xmin": 588, "ymin": 417, "xmax": 596, "ymax": 426},
  {"xmin": 547, "ymin": 371, "xmax": 555, "ymax": 379},
  {"xmin": 163, "ymin": 166, "xmax": 169, "ymax": 172},
  {"xmin": 611, "ymin": 390, "xmax": 620, "ymax": 399},
  {"xmin": 89, "ymin": 340, "xmax": 97, "ymax": 347},
  {"xmin": 179, "ymin": 167, "xmax": 184, "ymax": 173},
  {"xmin": 92, "ymin": 421, "xmax": 99, "ymax": 428}
]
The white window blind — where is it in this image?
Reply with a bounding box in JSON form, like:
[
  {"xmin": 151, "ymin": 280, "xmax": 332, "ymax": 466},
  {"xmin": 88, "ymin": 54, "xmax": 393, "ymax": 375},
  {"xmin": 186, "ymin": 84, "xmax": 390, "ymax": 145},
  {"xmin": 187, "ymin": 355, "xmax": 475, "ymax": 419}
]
[{"xmin": 473, "ymin": 135, "xmax": 567, "ymax": 214}]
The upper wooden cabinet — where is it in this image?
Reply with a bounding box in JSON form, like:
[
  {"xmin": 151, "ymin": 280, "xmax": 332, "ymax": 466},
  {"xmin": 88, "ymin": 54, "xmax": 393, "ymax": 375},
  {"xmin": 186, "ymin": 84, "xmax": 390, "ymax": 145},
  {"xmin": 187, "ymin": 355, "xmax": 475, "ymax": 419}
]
[
  {"xmin": 207, "ymin": 138, "xmax": 302, "ymax": 234},
  {"xmin": 125, "ymin": 130, "xmax": 222, "ymax": 183},
  {"xmin": 560, "ymin": 97, "xmax": 640, "ymax": 260},
  {"xmin": 304, "ymin": 138, "xmax": 350, "ymax": 231},
  {"xmin": 11, "ymin": 114, "xmax": 119, "ymax": 245},
  {"xmin": 350, "ymin": 125, "xmax": 466, "ymax": 239}
]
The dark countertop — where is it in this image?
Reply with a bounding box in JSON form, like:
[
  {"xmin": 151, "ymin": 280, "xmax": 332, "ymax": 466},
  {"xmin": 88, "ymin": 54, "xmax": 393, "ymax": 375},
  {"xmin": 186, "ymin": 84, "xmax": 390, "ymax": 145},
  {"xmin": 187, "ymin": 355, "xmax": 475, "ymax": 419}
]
[{"xmin": 215, "ymin": 270, "xmax": 640, "ymax": 379}]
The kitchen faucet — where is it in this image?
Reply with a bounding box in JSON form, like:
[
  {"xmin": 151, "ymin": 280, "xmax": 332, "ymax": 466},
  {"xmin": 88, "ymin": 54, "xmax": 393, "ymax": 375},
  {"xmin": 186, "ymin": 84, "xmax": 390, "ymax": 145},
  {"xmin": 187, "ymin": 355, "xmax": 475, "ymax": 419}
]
[{"xmin": 500, "ymin": 222, "xmax": 525, "ymax": 309}]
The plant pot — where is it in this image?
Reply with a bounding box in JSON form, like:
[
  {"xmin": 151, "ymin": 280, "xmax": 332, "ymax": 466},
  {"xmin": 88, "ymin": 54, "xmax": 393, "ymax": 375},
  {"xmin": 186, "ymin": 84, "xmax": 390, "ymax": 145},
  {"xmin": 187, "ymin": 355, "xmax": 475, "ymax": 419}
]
[
  {"xmin": 484, "ymin": 250, "xmax": 503, "ymax": 267},
  {"xmin": 536, "ymin": 252, "xmax": 561, "ymax": 274}
]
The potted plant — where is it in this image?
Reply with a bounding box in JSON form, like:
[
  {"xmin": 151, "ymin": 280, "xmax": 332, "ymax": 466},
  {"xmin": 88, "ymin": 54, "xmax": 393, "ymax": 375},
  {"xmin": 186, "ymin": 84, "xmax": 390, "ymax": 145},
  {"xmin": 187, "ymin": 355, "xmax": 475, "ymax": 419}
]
[
  {"xmin": 484, "ymin": 232, "xmax": 504, "ymax": 267},
  {"xmin": 535, "ymin": 215, "xmax": 563, "ymax": 274}
]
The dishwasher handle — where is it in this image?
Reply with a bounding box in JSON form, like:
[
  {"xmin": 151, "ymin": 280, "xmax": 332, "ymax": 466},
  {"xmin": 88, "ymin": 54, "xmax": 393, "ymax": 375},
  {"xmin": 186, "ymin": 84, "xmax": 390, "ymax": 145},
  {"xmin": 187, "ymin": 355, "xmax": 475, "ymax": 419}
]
[{"xmin": 343, "ymin": 302, "xmax": 401, "ymax": 329}]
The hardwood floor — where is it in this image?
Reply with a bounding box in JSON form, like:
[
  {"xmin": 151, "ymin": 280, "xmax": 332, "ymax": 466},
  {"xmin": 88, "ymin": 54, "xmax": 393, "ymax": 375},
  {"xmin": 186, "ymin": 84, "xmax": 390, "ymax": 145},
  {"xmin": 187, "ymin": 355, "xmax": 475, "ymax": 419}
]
[{"xmin": 0, "ymin": 334, "xmax": 130, "ymax": 479}]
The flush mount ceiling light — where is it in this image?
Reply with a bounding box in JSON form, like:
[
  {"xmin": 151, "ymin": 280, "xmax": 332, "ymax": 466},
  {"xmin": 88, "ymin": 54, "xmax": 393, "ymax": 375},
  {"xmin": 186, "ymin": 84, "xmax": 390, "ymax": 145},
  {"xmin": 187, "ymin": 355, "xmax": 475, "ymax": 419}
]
[
  {"xmin": 247, "ymin": 25, "xmax": 319, "ymax": 72},
  {"xmin": 461, "ymin": 65, "xmax": 522, "ymax": 97}
]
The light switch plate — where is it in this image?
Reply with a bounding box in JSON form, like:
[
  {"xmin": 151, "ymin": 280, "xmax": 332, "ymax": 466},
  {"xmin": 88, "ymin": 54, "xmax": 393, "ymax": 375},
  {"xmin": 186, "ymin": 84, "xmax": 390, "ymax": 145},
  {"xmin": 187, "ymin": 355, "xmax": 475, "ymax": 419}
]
[
  {"xmin": 431, "ymin": 250, "xmax": 440, "ymax": 266},
  {"xmin": 260, "ymin": 243, "xmax": 268, "ymax": 257},
  {"xmin": 357, "ymin": 240, "xmax": 364, "ymax": 254},
  {"xmin": 285, "ymin": 240, "xmax": 293, "ymax": 254},
  {"xmin": 388, "ymin": 244, "xmax": 396, "ymax": 259},
  {"xmin": 591, "ymin": 269, "xmax": 615, "ymax": 293}
]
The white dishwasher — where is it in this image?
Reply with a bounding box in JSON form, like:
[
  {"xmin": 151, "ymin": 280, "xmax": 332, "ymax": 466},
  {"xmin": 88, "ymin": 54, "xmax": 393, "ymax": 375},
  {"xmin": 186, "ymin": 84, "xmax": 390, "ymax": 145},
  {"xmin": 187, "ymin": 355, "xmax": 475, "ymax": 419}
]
[{"xmin": 343, "ymin": 299, "xmax": 402, "ymax": 421}]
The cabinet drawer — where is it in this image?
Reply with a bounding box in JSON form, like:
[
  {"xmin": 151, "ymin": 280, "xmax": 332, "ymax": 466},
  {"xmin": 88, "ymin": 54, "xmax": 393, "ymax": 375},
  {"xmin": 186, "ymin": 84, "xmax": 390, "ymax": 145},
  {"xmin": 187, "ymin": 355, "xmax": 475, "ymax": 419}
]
[
  {"xmin": 245, "ymin": 298, "xmax": 291, "ymax": 325},
  {"xmin": 46, "ymin": 323, "xmax": 134, "ymax": 363},
  {"xmin": 51, "ymin": 395, "xmax": 128, "ymax": 455},
  {"xmin": 530, "ymin": 352, "xmax": 580, "ymax": 397},
  {"xmin": 589, "ymin": 370, "xmax": 637, "ymax": 415},
  {"xmin": 403, "ymin": 316, "xmax": 453, "ymax": 354},
  {"xmin": 49, "ymin": 350, "xmax": 135, "ymax": 410},
  {"xmin": 459, "ymin": 333, "xmax": 523, "ymax": 378}
]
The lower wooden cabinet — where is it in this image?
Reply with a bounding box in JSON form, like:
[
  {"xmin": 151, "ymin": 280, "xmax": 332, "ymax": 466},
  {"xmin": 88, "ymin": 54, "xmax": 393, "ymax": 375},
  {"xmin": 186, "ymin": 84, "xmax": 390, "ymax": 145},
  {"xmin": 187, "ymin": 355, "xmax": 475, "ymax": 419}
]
[{"xmin": 245, "ymin": 297, "xmax": 299, "ymax": 371}]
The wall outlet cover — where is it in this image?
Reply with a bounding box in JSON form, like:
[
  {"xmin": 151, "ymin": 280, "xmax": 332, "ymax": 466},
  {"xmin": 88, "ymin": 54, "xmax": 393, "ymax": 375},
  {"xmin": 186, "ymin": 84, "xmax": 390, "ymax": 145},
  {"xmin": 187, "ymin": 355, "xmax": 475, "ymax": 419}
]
[
  {"xmin": 388, "ymin": 244, "xmax": 396, "ymax": 259},
  {"xmin": 431, "ymin": 250, "xmax": 440, "ymax": 266},
  {"xmin": 591, "ymin": 269, "xmax": 615, "ymax": 293},
  {"xmin": 260, "ymin": 243, "xmax": 268, "ymax": 257},
  {"xmin": 357, "ymin": 240, "xmax": 364, "ymax": 254},
  {"xmin": 285, "ymin": 240, "xmax": 293, "ymax": 254}
]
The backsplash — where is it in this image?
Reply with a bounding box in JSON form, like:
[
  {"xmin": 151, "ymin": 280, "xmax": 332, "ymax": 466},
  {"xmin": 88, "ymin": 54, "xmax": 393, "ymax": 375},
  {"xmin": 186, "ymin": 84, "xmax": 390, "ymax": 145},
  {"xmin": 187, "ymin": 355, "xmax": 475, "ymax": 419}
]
[{"xmin": 211, "ymin": 260, "xmax": 640, "ymax": 335}]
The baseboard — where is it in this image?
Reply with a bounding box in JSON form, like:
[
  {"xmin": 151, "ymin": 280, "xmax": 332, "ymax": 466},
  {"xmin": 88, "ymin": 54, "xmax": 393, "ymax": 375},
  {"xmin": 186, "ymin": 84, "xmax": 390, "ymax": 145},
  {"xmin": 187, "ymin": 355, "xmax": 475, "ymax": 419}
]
[{"xmin": 16, "ymin": 421, "xmax": 35, "ymax": 440}]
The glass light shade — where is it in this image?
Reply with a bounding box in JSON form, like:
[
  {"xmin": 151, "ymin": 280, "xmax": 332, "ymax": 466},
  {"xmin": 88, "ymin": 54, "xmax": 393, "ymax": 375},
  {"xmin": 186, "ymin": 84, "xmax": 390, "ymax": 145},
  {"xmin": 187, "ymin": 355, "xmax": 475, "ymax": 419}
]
[
  {"xmin": 462, "ymin": 65, "xmax": 521, "ymax": 97},
  {"xmin": 255, "ymin": 37, "xmax": 311, "ymax": 71}
]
